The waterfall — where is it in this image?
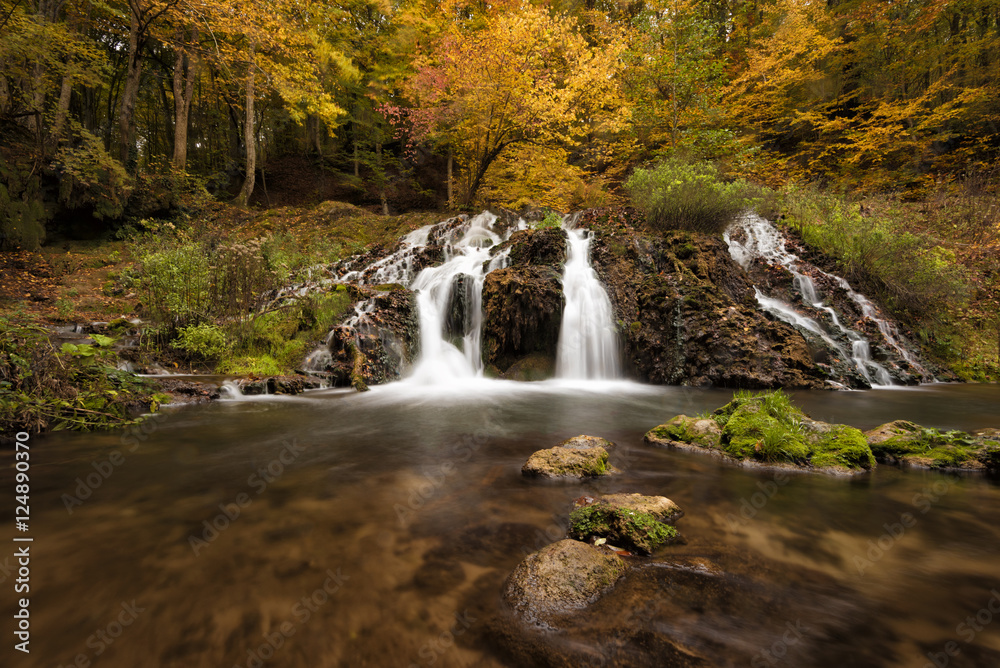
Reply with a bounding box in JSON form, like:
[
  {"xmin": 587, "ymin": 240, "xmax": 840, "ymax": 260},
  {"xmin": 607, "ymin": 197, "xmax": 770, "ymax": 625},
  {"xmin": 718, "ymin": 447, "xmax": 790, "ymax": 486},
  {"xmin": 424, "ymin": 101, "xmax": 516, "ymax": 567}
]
[
  {"xmin": 726, "ymin": 214, "xmax": 931, "ymax": 386},
  {"xmin": 406, "ymin": 216, "xmax": 498, "ymax": 382},
  {"xmin": 555, "ymin": 219, "xmax": 620, "ymax": 380}
]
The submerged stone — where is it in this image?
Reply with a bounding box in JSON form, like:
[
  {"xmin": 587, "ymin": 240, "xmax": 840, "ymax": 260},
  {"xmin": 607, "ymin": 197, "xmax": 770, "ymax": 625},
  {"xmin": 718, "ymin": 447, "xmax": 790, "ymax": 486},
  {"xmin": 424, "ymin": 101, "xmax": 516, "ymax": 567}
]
[{"xmin": 501, "ymin": 539, "xmax": 626, "ymax": 627}]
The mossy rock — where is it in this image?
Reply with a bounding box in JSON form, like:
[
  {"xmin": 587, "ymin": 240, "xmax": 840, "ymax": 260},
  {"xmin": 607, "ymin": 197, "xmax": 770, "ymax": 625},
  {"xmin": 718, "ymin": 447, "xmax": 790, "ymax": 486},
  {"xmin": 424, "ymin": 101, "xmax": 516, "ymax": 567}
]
[
  {"xmin": 865, "ymin": 420, "xmax": 989, "ymax": 470},
  {"xmin": 645, "ymin": 391, "xmax": 876, "ymax": 473},
  {"xmin": 501, "ymin": 539, "xmax": 626, "ymax": 628},
  {"xmin": 645, "ymin": 415, "xmax": 722, "ymax": 449},
  {"xmin": 522, "ymin": 440, "xmax": 612, "ymax": 479},
  {"xmin": 568, "ymin": 495, "xmax": 681, "ymax": 555}
]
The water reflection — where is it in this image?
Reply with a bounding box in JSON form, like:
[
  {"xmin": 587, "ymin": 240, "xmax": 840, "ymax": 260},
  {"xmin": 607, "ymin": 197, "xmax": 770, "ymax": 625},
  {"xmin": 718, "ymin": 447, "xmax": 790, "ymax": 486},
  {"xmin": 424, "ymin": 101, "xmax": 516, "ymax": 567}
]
[{"xmin": 2, "ymin": 382, "xmax": 999, "ymax": 667}]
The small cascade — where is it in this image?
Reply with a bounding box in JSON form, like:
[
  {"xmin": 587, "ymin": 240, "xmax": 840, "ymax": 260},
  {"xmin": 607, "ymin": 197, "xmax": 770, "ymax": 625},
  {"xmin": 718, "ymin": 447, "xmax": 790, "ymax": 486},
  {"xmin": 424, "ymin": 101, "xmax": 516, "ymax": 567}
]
[
  {"xmin": 407, "ymin": 213, "xmax": 500, "ymax": 381},
  {"xmin": 555, "ymin": 217, "xmax": 621, "ymax": 380},
  {"xmin": 307, "ymin": 211, "xmax": 529, "ymax": 385},
  {"xmin": 726, "ymin": 214, "xmax": 931, "ymax": 386}
]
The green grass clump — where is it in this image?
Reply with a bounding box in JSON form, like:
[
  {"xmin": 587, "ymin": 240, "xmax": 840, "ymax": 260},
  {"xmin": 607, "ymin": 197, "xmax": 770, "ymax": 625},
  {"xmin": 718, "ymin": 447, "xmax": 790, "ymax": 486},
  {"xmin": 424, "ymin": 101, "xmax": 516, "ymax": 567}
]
[{"xmin": 812, "ymin": 426, "xmax": 876, "ymax": 470}]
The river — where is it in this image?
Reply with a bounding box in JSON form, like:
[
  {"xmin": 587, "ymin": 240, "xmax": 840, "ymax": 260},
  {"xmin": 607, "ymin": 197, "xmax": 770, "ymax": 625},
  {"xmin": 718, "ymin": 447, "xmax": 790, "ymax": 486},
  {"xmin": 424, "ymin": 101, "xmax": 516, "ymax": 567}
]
[{"xmin": 3, "ymin": 381, "xmax": 999, "ymax": 667}]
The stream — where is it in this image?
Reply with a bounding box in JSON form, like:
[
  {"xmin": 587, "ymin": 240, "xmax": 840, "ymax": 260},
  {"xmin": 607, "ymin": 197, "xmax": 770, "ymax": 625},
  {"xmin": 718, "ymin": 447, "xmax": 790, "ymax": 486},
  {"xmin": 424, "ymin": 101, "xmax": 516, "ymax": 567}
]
[{"xmin": 3, "ymin": 380, "xmax": 1000, "ymax": 667}]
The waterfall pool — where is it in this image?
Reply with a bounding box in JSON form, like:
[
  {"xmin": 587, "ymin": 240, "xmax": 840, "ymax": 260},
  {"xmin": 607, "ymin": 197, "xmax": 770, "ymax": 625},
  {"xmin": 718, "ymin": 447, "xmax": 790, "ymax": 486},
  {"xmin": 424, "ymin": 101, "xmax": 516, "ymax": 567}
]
[{"xmin": 5, "ymin": 381, "xmax": 999, "ymax": 667}]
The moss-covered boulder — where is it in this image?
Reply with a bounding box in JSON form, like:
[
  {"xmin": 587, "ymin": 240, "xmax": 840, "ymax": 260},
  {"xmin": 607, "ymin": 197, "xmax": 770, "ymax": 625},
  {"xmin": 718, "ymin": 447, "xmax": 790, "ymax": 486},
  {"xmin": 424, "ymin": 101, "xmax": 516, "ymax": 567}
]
[
  {"xmin": 864, "ymin": 420, "xmax": 999, "ymax": 471},
  {"xmin": 521, "ymin": 435, "xmax": 614, "ymax": 478},
  {"xmin": 645, "ymin": 415, "xmax": 722, "ymax": 449},
  {"xmin": 569, "ymin": 494, "xmax": 682, "ymax": 555},
  {"xmin": 501, "ymin": 539, "xmax": 626, "ymax": 627},
  {"xmin": 645, "ymin": 390, "xmax": 876, "ymax": 473}
]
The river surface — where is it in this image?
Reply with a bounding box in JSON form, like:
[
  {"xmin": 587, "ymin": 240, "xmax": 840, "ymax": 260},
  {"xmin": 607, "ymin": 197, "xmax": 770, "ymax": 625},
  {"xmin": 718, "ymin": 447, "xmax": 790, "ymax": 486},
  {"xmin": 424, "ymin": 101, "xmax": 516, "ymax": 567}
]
[{"xmin": 3, "ymin": 381, "xmax": 1000, "ymax": 667}]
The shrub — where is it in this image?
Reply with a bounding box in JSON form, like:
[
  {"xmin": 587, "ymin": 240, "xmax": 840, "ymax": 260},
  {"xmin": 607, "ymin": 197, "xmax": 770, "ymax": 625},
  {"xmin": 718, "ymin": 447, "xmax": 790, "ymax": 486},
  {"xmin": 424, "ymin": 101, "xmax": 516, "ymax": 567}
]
[
  {"xmin": 625, "ymin": 159, "xmax": 761, "ymax": 235},
  {"xmin": 780, "ymin": 185, "xmax": 970, "ymax": 316},
  {"xmin": 171, "ymin": 323, "xmax": 228, "ymax": 360}
]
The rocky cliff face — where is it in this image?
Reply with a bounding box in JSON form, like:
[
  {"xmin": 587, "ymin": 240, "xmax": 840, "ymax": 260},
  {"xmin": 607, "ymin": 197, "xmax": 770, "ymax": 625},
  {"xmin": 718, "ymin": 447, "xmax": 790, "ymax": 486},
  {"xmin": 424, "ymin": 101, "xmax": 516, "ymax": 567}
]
[
  {"xmin": 316, "ymin": 207, "xmax": 929, "ymax": 389},
  {"xmin": 579, "ymin": 208, "xmax": 828, "ymax": 388}
]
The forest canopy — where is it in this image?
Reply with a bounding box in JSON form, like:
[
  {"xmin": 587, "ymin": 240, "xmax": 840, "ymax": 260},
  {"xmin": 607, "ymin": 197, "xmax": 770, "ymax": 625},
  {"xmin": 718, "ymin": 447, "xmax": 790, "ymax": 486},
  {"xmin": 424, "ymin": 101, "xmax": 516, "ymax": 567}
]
[{"xmin": 2, "ymin": 0, "xmax": 999, "ymax": 230}]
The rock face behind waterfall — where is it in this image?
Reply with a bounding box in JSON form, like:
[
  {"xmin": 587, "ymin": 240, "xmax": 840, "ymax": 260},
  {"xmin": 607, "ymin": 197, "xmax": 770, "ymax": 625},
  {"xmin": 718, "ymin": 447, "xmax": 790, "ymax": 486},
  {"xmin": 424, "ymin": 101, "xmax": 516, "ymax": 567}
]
[
  {"xmin": 325, "ymin": 287, "xmax": 420, "ymax": 386},
  {"xmin": 481, "ymin": 228, "xmax": 567, "ymax": 380},
  {"xmin": 318, "ymin": 207, "xmax": 932, "ymax": 389},
  {"xmin": 581, "ymin": 208, "xmax": 827, "ymax": 388}
]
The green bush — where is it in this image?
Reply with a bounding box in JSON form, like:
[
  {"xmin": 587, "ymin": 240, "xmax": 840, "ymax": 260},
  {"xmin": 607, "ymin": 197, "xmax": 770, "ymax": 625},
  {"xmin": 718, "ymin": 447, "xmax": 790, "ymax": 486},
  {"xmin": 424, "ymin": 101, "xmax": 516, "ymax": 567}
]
[
  {"xmin": 171, "ymin": 323, "xmax": 228, "ymax": 359},
  {"xmin": 626, "ymin": 159, "xmax": 761, "ymax": 235},
  {"xmin": 137, "ymin": 242, "xmax": 212, "ymax": 326}
]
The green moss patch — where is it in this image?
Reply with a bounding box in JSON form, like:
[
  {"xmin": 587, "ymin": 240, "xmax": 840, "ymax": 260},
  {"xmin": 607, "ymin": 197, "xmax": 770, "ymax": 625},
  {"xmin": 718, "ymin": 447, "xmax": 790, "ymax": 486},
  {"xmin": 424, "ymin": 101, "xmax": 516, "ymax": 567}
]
[
  {"xmin": 646, "ymin": 390, "xmax": 877, "ymax": 472},
  {"xmin": 865, "ymin": 420, "xmax": 991, "ymax": 470},
  {"xmin": 569, "ymin": 503, "xmax": 679, "ymax": 555}
]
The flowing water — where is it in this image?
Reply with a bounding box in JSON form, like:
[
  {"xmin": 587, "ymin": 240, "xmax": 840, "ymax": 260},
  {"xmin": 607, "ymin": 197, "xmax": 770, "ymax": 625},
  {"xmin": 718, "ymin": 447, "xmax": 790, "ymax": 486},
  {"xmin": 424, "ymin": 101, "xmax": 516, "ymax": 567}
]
[
  {"xmin": 555, "ymin": 221, "xmax": 621, "ymax": 380},
  {"xmin": 4, "ymin": 382, "xmax": 1000, "ymax": 668},
  {"xmin": 725, "ymin": 215, "xmax": 924, "ymax": 387}
]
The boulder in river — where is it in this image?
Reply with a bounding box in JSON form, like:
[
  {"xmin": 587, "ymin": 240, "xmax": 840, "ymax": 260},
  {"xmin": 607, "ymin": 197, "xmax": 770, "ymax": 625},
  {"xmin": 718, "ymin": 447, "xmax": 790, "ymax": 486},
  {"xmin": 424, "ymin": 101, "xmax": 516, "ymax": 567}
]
[
  {"xmin": 865, "ymin": 420, "xmax": 1000, "ymax": 471},
  {"xmin": 521, "ymin": 435, "xmax": 615, "ymax": 478},
  {"xmin": 569, "ymin": 493, "xmax": 683, "ymax": 555},
  {"xmin": 501, "ymin": 538, "xmax": 626, "ymax": 628},
  {"xmin": 645, "ymin": 390, "xmax": 876, "ymax": 473}
]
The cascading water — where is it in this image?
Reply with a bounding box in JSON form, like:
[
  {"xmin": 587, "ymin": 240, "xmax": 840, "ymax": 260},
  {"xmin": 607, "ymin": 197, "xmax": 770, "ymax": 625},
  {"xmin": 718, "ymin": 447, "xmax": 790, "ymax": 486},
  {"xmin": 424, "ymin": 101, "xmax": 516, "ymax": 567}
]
[
  {"xmin": 726, "ymin": 214, "xmax": 930, "ymax": 386},
  {"xmin": 555, "ymin": 217, "xmax": 621, "ymax": 380},
  {"xmin": 406, "ymin": 213, "xmax": 500, "ymax": 382}
]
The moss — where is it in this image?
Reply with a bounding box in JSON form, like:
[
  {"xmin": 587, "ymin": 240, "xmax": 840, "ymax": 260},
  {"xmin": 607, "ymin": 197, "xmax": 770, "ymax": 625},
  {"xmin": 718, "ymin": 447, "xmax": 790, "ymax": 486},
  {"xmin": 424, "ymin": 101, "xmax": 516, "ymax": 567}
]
[
  {"xmin": 813, "ymin": 425, "xmax": 876, "ymax": 470},
  {"xmin": 869, "ymin": 422, "xmax": 982, "ymax": 468},
  {"xmin": 216, "ymin": 355, "xmax": 283, "ymax": 376},
  {"xmin": 569, "ymin": 505, "xmax": 678, "ymax": 555}
]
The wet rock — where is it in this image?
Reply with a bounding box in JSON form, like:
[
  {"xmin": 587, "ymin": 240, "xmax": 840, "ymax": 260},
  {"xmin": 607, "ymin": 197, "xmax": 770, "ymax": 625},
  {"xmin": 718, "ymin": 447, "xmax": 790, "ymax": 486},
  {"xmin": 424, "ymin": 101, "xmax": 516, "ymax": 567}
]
[
  {"xmin": 501, "ymin": 539, "xmax": 626, "ymax": 627},
  {"xmin": 646, "ymin": 391, "xmax": 876, "ymax": 473},
  {"xmin": 482, "ymin": 266, "xmax": 563, "ymax": 375},
  {"xmin": 522, "ymin": 436, "xmax": 613, "ymax": 478},
  {"xmin": 489, "ymin": 227, "xmax": 567, "ymax": 267},
  {"xmin": 865, "ymin": 420, "xmax": 995, "ymax": 471},
  {"xmin": 569, "ymin": 494, "xmax": 682, "ymax": 555},
  {"xmin": 579, "ymin": 208, "xmax": 828, "ymax": 389},
  {"xmin": 154, "ymin": 378, "xmax": 221, "ymax": 403},
  {"xmin": 645, "ymin": 415, "xmax": 722, "ymax": 449},
  {"xmin": 325, "ymin": 288, "xmax": 419, "ymax": 387}
]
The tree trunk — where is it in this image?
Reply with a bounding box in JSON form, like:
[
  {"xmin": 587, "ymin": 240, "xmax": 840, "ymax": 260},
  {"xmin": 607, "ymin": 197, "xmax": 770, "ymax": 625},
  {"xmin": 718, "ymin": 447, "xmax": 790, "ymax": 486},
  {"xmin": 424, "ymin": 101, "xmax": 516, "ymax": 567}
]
[
  {"xmin": 377, "ymin": 142, "xmax": 388, "ymax": 215},
  {"xmin": 119, "ymin": 5, "xmax": 143, "ymax": 167},
  {"xmin": 48, "ymin": 70, "xmax": 73, "ymax": 146},
  {"xmin": 447, "ymin": 146, "xmax": 453, "ymax": 207},
  {"xmin": 172, "ymin": 27, "xmax": 198, "ymax": 170},
  {"xmin": 235, "ymin": 44, "xmax": 256, "ymax": 207}
]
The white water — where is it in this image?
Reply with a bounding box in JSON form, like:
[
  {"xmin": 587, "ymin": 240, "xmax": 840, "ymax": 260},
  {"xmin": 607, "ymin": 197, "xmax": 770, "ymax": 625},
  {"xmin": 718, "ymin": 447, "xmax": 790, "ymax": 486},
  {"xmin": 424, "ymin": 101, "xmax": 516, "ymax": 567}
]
[
  {"xmin": 556, "ymin": 219, "xmax": 621, "ymax": 380},
  {"xmin": 406, "ymin": 214, "xmax": 499, "ymax": 383},
  {"xmin": 726, "ymin": 214, "xmax": 908, "ymax": 386}
]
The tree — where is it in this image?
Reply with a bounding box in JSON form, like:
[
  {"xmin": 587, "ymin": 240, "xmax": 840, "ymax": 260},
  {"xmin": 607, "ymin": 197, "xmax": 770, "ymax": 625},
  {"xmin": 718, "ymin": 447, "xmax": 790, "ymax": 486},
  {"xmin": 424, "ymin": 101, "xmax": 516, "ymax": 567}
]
[
  {"xmin": 406, "ymin": 4, "xmax": 622, "ymax": 205},
  {"xmin": 620, "ymin": 0, "xmax": 729, "ymax": 161}
]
